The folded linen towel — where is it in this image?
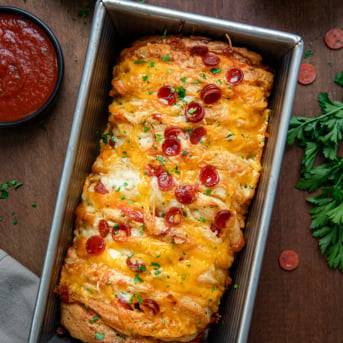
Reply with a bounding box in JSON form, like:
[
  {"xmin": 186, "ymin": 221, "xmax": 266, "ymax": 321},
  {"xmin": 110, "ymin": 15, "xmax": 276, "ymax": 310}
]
[{"xmin": 0, "ymin": 249, "xmax": 39, "ymax": 343}]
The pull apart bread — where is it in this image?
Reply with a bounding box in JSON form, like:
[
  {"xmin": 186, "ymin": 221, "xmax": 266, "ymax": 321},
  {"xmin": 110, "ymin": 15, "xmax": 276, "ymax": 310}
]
[{"xmin": 57, "ymin": 35, "xmax": 274, "ymax": 343}]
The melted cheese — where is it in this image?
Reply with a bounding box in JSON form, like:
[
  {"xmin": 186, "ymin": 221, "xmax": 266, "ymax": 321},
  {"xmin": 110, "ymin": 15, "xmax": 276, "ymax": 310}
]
[{"xmin": 58, "ymin": 35, "xmax": 274, "ymax": 343}]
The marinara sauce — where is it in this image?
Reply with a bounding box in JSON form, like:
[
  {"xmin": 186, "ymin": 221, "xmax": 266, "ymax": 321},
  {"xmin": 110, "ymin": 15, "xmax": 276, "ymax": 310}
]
[{"xmin": 0, "ymin": 13, "xmax": 58, "ymax": 122}]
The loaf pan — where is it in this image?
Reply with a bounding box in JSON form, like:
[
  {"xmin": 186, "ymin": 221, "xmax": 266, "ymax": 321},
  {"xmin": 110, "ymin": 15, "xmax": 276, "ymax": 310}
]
[{"xmin": 29, "ymin": 1, "xmax": 303, "ymax": 342}]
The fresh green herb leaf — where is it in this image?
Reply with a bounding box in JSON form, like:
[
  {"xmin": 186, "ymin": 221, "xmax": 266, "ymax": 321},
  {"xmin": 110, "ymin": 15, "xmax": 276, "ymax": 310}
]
[
  {"xmin": 176, "ymin": 86, "xmax": 186, "ymax": 98},
  {"xmin": 95, "ymin": 333, "xmax": 105, "ymax": 340},
  {"xmin": 304, "ymin": 50, "xmax": 313, "ymax": 59},
  {"xmin": 79, "ymin": 6, "xmax": 91, "ymax": 18},
  {"xmin": 134, "ymin": 60, "xmax": 146, "ymax": 64},
  {"xmin": 162, "ymin": 54, "xmax": 170, "ymax": 62},
  {"xmin": 287, "ymin": 85, "xmax": 343, "ymax": 272},
  {"xmin": 210, "ymin": 68, "xmax": 222, "ymax": 74},
  {"xmin": 334, "ymin": 70, "xmax": 343, "ymax": 87}
]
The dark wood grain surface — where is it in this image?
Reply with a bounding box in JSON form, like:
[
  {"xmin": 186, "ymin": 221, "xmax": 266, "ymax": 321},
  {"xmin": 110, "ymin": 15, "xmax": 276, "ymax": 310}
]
[{"xmin": 1, "ymin": 1, "xmax": 342, "ymax": 342}]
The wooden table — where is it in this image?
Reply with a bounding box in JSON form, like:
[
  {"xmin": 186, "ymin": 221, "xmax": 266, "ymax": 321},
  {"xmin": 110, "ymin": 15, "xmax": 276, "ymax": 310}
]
[{"xmin": 1, "ymin": 1, "xmax": 342, "ymax": 342}]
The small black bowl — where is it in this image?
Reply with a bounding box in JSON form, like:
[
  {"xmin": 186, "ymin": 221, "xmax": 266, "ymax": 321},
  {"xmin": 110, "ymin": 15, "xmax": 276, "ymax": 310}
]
[{"xmin": 0, "ymin": 6, "xmax": 64, "ymax": 128}]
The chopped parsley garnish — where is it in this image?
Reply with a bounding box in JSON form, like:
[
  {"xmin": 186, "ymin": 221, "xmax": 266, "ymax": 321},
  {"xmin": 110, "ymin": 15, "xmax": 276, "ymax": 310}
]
[
  {"xmin": 134, "ymin": 274, "xmax": 143, "ymax": 284},
  {"xmin": 181, "ymin": 77, "xmax": 186, "ymax": 83},
  {"xmin": 142, "ymin": 74, "xmax": 150, "ymax": 81},
  {"xmin": 156, "ymin": 156, "xmax": 166, "ymax": 166},
  {"xmin": 0, "ymin": 180, "xmax": 23, "ymax": 199},
  {"xmin": 206, "ymin": 189, "xmax": 212, "ymax": 196},
  {"xmin": 304, "ymin": 50, "xmax": 313, "ymax": 59},
  {"xmin": 162, "ymin": 54, "xmax": 171, "ymax": 62},
  {"xmin": 210, "ymin": 68, "xmax": 222, "ymax": 74},
  {"xmin": 134, "ymin": 60, "xmax": 146, "ymax": 64},
  {"xmin": 199, "ymin": 73, "xmax": 207, "ymax": 79},
  {"xmin": 176, "ymin": 86, "xmax": 186, "ymax": 98},
  {"xmin": 95, "ymin": 333, "xmax": 105, "ymax": 340}
]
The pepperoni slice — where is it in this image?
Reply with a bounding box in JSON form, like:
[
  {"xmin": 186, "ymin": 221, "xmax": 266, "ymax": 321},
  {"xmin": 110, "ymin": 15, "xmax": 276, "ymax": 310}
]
[
  {"xmin": 164, "ymin": 126, "xmax": 184, "ymax": 139},
  {"xmin": 199, "ymin": 165, "xmax": 220, "ymax": 187},
  {"xmin": 175, "ymin": 185, "xmax": 196, "ymax": 204},
  {"xmin": 112, "ymin": 223, "xmax": 131, "ymax": 241},
  {"xmin": 118, "ymin": 298, "xmax": 132, "ymax": 311},
  {"xmin": 126, "ymin": 258, "xmax": 146, "ymax": 273},
  {"xmin": 165, "ymin": 207, "xmax": 183, "ymax": 226},
  {"xmin": 325, "ymin": 28, "xmax": 343, "ymax": 50},
  {"xmin": 190, "ymin": 45, "xmax": 209, "ymax": 56},
  {"xmin": 58, "ymin": 285, "xmax": 72, "ymax": 303},
  {"xmin": 94, "ymin": 181, "xmax": 109, "ymax": 194},
  {"xmin": 158, "ymin": 86, "xmax": 176, "ymax": 105},
  {"xmin": 121, "ymin": 208, "xmax": 144, "ymax": 223},
  {"xmin": 200, "ymin": 84, "xmax": 222, "ymax": 104},
  {"xmin": 98, "ymin": 219, "xmax": 110, "ymax": 237},
  {"xmin": 185, "ymin": 102, "xmax": 205, "ymax": 122},
  {"xmin": 109, "ymin": 136, "xmax": 116, "ymax": 148},
  {"xmin": 298, "ymin": 63, "xmax": 316, "ymax": 85},
  {"xmin": 279, "ymin": 250, "xmax": 299, "ymax": 271},
  {"xmin": 214, "ymin": 210, "xmax": 232, "ymax": 228},
  {"xmin": 157, "ymin": 171, "xmax": 175, "ymax": 191},
  {"xmin": 190, "ymin": 126, "xmax": 207, "ymax": 144},
  {"xmin": 142, "ymin": 299, "xmax": 160, "ymax": 314},
  {"xmin": 202, "ymin": 54, "xmax": 220, "ymax": 66},
  {"xmin": 145, "ymin": 163, "xmax": 164, "ymax": 176},
  {"xmin": 210, "ymin": 224, "xmax": 222, "ymax": 237},
  {"xmin": 162, "ymin": 137, "xmax": 181, "ymax": 156},
  {"xmin": 86, "ymin": 235, "xmax": 106, "ymax": 255},
  {"xmin": 225, "ymin": 67, "xmax": 244, "ymax": 85}
]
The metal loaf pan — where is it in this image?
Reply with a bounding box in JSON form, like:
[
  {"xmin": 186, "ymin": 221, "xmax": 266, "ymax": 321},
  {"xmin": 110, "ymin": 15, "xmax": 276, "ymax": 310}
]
[{"xmin": 29, "ymin": 1, "xmax": 303, "ymax": 342}]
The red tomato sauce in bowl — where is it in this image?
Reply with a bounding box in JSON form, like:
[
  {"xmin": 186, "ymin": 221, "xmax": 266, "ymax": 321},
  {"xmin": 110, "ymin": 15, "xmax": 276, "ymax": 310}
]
[{"xmin": 0, "ymin": 7, "xmax": 63, "ymax": 126}]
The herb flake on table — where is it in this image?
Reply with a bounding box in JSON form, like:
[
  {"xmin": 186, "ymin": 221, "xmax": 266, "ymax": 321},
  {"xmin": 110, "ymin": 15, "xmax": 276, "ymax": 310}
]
[{"xmin": 287, "ymin": 70, "xmax": 343, "ymax": 272}]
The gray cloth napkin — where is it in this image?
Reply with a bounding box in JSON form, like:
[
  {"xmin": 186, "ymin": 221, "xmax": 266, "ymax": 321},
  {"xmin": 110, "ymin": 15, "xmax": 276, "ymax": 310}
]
[{"xmin": 0, "ymin": 249, "xmax": 39, "ymax": 343}]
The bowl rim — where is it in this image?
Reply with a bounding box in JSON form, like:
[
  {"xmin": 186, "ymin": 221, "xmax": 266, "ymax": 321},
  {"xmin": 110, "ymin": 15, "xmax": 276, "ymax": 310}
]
[{"xmin": 0, "ymin": 6, "xmax": 64, "ymax": 128}]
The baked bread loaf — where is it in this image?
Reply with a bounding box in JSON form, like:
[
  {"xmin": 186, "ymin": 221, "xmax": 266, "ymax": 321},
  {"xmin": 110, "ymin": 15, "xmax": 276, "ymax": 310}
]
[{"xmin": 56, "ymin": 35, "xmax": 274, "ymax": 342}]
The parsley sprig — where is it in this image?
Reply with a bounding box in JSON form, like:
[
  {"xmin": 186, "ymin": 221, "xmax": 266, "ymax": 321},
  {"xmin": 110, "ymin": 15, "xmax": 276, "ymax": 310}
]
[{"xmin": 287, "ymin": 73, "xmax": 343, "ymax": 272}]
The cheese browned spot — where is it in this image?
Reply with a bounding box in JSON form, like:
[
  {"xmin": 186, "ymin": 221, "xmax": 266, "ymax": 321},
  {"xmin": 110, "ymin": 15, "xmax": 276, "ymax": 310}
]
[{"xmin": 57, "ymin": 35, "xmax": 274, "ymax": 343}]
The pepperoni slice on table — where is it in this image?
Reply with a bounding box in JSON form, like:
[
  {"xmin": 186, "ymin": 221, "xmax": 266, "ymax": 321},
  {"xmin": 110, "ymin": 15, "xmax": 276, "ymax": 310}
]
[
  {"xmin": 214, "ymin": 210, "xmax": 232, "ymax": 229},
  {"xmin": 175, "ymin": 185, "xmax": 196, "ymax": 204},
  {"xmin": 112, "ymin": 223, "xmax": 131, "ymax": 241},
  {"xmin": 86, "ymin": 235, "xmax": 106, "ymax": 255},
  {"xmin": 185, "ymin": 102, "xmax": 205, "ymax": 122},
  {"xmin": 165, "ymin": 207, "xmax": 183, "ymax": 226},
  {"xmin": 164, "ymin": 126, "xmax": 184, "ymax": 139},
  {"xmin": 162, "ymin": 137, "xmax": 181, "ymax": 156},
  {"xmin": 94, "ymin": 181, "xmax": 109, "ymax": 194},
  {"xmin": 199, "ymin": 165, "xmax": 220, "ymax": 187},
  {"xmin": 200, "ymin": 84, "xmax": 222, "ymax": 104},
  {"xmin": 225, "ymin": 67, "xmax": 244, "ymax": 85},
  {"xmin": 190, "ymin": 45, "xmax": 209, "ymax": 56},
  {"xmin": 202, "ymin": 54, "xmax": 220, "ymax": 66},
  {"xmin": 157, "ymin": 172, "xmax": 175, "ymax": 191},
  {"xmin": 98, "ymin": 219, "xmax": 110, "ymax": 237},
  {"xmin": 279, "ymin": 250, "xmax": 299, "ymax": 271},
  {"xmin": 325, "ymin": 28, "xmax": 343, "ymax": 50},
  {"xmin": 158, "ymin": 86, "xmax": 176, "ymax": 105},
  {"xmin": 298, "ymin": 63, "xmax": 316, "ymax": 85},
  {"xmin": 142, "ymin": 299, "xmax": 160, "ymax": 315},
  {"xmin": 189, "ymin": 126, "xmax": 207, "ymax": 144}
]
